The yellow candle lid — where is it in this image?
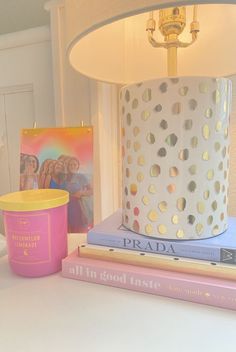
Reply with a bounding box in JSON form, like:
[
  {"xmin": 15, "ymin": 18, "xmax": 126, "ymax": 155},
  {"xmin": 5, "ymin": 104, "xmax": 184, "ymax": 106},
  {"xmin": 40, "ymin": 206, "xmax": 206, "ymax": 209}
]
[{"xmin": 0, "ymin": 189, "xmax": 69, "ymax": 212}]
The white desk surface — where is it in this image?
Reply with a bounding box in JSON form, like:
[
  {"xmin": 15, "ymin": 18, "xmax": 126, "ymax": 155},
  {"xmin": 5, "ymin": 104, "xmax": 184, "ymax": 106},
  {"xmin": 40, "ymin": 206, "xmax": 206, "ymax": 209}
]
[{"xmin": 0, "ymin": 233, "xmax": 236, "ymax": 352}]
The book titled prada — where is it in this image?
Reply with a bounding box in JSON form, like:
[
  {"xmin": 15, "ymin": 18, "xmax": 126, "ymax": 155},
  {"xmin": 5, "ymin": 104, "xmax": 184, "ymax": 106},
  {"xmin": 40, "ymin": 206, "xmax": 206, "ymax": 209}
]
[
  {"xmin": 87, "ymin": 210, "xmax": 236, "ymax": 264},
  {"xmin": 62, "ymin": 250, "xmax": 236, "ymax": 311}
]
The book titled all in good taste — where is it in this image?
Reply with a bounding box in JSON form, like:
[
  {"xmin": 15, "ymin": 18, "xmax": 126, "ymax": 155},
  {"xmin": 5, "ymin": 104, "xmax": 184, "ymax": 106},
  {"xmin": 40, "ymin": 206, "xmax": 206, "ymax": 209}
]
[
  {"xmin": 62, "ymin": 250, "xmax": 236, "ymax": 311},
  {"xmin": 87, "ymin": 210, "xmax": 236, "ymax": 264}
]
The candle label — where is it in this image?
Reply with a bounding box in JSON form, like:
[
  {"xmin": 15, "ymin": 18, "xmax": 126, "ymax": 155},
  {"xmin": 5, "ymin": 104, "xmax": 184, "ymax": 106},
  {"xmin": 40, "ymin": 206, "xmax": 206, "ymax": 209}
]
[{"xmin": 4, "ymin": 212, "xmax": 51, "ymax": 264}]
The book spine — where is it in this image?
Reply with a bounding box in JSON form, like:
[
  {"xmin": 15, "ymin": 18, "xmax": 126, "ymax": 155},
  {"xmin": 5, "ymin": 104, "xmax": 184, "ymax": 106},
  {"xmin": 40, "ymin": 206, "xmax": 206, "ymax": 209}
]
[
  {"xmin": 62, "ymin": 258, "xmax": 236, "ymax": 311},
  {"xmin": 78, "ymin": 243, "xmax": 236, "ymax": 281},
  {"xmin": 87, "ymin": 232, "xmax": 221, "ymax": 262}
]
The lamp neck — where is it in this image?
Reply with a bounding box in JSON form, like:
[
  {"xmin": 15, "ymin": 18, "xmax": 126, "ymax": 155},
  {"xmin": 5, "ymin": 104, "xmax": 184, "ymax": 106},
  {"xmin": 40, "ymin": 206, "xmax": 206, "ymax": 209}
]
[
  {"xmin": 167, "ymin": 47, "xmax": 177, "ymax": 76},
  {"xmin": 146, "ymin": 6, "xmax": 199, "ymax": 77}
]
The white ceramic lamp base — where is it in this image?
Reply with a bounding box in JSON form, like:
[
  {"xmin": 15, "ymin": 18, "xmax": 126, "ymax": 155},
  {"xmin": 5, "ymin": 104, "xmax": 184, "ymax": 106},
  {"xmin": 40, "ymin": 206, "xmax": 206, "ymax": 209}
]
[{"xmin": 121, "ymin": 77, "xmax": 231, "ymax": 240}]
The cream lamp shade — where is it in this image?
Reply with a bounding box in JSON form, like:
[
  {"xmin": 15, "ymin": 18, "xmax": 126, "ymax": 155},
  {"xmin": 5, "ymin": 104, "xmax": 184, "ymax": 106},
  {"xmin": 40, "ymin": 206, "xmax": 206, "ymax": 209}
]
[
  {"xmin": 66, "ymin": 0, "xmax": 236, "ymax": 84},
  {"xmin": 65, "ymin": 0, "xmax": 236, "ymax": 240}
]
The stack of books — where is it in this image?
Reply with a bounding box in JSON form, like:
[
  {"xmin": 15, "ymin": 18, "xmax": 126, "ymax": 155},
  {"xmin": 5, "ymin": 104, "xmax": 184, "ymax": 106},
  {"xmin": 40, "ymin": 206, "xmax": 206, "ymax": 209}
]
[{"xmin": 62, "ymin": 210, "xmax": 236, "ymax": 310}]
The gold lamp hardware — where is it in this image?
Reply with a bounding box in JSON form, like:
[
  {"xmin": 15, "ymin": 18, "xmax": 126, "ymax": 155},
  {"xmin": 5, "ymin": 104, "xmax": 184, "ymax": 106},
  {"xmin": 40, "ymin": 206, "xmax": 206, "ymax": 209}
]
[{"xmin": 146, "ymin": 6, "xmax": 200, "ymax": 76}]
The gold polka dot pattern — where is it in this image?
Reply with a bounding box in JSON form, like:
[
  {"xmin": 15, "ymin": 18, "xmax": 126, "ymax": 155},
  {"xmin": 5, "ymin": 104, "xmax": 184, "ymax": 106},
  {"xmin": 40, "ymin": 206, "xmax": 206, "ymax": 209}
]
[
  {"xmin": 158, "ymin": 224, "xmax": 167, "ymax": 235},
  {"xmin": 158, "ymin": 201, "xmax": 167, "ymax": 212},
  {"xmin": 121, "ymin": 77, "xmax": 231, "ymax": 239},
  {"xmin": 148, "ymin": 210, "xmax": 158, "ymax": 222}
]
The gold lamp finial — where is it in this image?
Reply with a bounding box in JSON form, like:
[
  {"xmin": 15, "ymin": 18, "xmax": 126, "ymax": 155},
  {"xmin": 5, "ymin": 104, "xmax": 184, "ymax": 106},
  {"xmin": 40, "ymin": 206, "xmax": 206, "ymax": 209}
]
[{"xmin": 146, "ymin": 5, "xmax": 200, "ymax": 77}]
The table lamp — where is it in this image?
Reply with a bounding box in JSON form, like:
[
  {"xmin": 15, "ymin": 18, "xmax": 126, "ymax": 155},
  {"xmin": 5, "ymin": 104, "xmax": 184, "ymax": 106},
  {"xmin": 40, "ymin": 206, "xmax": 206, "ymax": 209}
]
[{"xmin": 65, "ymin": 0, "xmax": 236, "ymax": 240}]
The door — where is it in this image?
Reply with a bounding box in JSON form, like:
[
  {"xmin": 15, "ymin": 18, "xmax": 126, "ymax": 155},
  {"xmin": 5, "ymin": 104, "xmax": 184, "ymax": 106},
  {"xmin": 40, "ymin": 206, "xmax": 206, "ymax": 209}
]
[{"xmin": 0, "ymin": 85, "xmax": 35, "ymax": 233}]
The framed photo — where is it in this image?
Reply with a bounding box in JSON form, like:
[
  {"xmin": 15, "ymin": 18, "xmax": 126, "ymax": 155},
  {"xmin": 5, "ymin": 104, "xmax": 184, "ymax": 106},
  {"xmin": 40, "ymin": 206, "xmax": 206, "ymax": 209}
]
[{"xmin": 20, "ymin": 127, "xmax": 93, "ymax": 233}]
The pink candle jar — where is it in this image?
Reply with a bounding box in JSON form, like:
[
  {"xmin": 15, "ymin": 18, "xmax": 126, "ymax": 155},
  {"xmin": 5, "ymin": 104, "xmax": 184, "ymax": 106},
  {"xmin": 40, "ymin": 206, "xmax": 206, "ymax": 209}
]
[{"xmin": 0, "ymin": 189, "xmax": 69, "ymax": 277}]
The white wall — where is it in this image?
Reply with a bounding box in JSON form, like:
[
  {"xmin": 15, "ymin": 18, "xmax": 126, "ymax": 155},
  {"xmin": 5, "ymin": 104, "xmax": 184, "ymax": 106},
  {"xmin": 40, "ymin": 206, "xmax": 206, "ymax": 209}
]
[
  {"xmin": 63, "ymin": 55, "xmax": 91, "ymax": 126},
  {"xmin": 0, "ymin": 25, "xmax": 55, "ymax": 233},
  {"xmin": 46, "ymin": 1, "xmax": 121, "ymax": 224},
  {"xmin": 0, "ymin": 25, "xmax": 55, "ymax": 128},
  {"xmin": 45, "ymin": 1, "xmax": 91, "ymax": 127}
]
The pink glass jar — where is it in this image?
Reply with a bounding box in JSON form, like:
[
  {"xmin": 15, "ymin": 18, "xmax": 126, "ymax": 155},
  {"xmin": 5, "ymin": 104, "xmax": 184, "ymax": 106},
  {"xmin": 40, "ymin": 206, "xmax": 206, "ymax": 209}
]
[{"xmin": 0, "ymin": 189, "xmax": 69, "ymax": 277}]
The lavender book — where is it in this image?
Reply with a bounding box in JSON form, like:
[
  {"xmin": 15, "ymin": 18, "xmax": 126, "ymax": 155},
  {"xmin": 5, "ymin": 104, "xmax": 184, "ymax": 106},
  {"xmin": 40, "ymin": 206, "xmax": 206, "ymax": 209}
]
[{"xmin": 87, "ymin": 210, "xmax": 236, "ymax": 263}]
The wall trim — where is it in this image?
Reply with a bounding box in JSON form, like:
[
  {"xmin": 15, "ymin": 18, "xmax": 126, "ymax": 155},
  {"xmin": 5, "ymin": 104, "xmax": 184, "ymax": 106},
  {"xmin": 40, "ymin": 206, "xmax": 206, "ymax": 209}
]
[
  {"xmin": 0, "ymin": 84, "xmax": 33, "ymax": 96},
  {"xmin": 44, "ymin": 0, "xmax": 65, "ymax": 11},
  {"xmin": 0, "ymin": 26, "xmax": 51, "ymax": 51},
  {"xmin": 45, "ymin": 1, "xmax": 66, "ymax": 125}
]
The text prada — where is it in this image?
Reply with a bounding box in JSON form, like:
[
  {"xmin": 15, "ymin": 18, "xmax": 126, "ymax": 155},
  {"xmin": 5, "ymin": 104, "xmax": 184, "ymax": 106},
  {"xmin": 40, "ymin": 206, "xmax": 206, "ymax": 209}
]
[{"xmin": 123, "ymin": 238, "xmax": 175, "ymax": 254}]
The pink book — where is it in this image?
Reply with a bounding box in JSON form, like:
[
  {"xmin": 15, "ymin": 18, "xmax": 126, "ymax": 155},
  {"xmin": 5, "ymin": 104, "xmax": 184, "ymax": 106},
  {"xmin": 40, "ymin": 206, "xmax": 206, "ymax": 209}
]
[{"xmin": 62, "ymin": 250, "xmax": 236, "ymax": 311}]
